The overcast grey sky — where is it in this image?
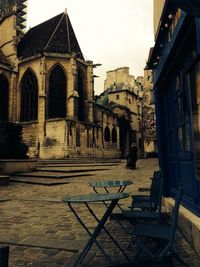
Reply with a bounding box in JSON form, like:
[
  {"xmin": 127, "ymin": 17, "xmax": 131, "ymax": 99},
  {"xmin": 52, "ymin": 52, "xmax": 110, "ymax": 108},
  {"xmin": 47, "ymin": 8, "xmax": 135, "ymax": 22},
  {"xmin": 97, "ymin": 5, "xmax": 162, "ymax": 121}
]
[{"xmin": 27, "ymin": 0, "xmax": 154, "ymax": 94}]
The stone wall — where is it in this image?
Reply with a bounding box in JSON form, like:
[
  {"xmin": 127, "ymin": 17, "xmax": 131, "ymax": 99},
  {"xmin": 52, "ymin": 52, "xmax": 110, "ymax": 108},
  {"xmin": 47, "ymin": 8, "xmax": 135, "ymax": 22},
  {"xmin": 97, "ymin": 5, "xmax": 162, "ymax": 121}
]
[
  {"xmin": 35, "ymin": 118, "xmax": 120, "ymax": 159},
  {"xmin": 0, "ymin": 13, "xmax": 17, "ymax": 65},
  {"xmin": 104, "ymin": 67, "xmax": 136, "ymax": 90},
  {"xmin": 164, "ymin": 197, "xmax": 200, "ymax": 257},
  {"xmin": 22, "ymin": 122, "xmax": 39, "ymax": 158}
]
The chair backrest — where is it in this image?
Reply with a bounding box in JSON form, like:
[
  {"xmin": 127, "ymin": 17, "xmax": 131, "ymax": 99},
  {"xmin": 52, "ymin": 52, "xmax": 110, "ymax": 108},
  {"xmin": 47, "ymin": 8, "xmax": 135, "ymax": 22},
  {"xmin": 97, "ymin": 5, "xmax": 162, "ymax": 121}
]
[
  {"xmin": 169, "ymin": 186, "xmax": 183, "ymax": 245},
  {"xmin": 149, "ymin": 170, "xmax": 164, "ymax": 213}
]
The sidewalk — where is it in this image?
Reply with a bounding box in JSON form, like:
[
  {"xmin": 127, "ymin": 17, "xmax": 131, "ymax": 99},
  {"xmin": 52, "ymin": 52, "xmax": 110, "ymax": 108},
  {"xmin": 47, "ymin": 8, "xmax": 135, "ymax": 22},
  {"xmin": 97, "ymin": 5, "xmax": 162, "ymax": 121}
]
[{"xmin": 0, "ymin": 159, "xmax": 199, "ymax": 266}]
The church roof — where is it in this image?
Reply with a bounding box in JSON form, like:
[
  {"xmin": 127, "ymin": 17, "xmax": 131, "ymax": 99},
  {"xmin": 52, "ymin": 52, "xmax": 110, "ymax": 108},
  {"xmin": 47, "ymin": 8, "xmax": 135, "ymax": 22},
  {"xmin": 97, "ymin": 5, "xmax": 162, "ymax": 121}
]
[
  {"xmin": 0, "ymin": 48, "xmax": 10, "ymax": 65},
  {"xmin": 17, "ymin": 12, "xmax": 84, "ymax": 60}
]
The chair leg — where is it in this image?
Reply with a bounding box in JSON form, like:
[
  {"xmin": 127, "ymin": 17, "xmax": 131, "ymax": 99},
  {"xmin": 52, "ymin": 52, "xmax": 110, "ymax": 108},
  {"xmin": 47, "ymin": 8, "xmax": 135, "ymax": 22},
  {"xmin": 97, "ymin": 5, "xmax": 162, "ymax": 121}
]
[
  {"xmin": 134, "ymin": 238, "xmax": 155, "ymax": 260},
  {"xmin": 172, "ymin": 251, "xmax": 189, "ymax": 267}
]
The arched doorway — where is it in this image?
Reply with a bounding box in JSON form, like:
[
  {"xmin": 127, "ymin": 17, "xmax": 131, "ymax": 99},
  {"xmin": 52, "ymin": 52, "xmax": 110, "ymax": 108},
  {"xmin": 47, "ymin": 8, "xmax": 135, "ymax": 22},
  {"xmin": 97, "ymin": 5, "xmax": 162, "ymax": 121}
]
[
  {"xmin": 0, "ymin": 74, "xmax": 9, "ymax": 121},
  {"xmin": 104, "ymin": 126, "xmax": 110, "ymax": 142},
  {"xmin": 48, "ymin": 65, "xmax": 67, "ymax": 119},
  {"xmin": 20, "ymin": 69, "xmax": 38, "ymax": 122},
  {"xmin": 112, "ymin": 127, "xmax": 117, "ymax": 143}
]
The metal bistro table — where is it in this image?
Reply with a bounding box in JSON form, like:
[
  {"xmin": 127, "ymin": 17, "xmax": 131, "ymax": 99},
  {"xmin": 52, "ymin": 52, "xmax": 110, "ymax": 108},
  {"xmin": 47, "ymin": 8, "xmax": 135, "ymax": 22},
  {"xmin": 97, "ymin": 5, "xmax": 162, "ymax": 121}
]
[
  {"xmin": 62, "ymin": 192, "xmax": 131, "ymax": 267},
  {"xmin": 90, "ymin": 180, "xmax": 133, "ymax": 194},
  {"xmin": 90, "ymin": 180, "xmax": 133, "ymax": 211}
]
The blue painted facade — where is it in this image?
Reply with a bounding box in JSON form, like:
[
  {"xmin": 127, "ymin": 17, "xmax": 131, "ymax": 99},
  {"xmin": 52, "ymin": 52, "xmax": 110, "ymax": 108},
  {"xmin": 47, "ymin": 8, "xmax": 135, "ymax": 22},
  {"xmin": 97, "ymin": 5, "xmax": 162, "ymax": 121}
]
[{"xmin": 149, "ymin": 1, "xmax": 200, "ymax": 216}]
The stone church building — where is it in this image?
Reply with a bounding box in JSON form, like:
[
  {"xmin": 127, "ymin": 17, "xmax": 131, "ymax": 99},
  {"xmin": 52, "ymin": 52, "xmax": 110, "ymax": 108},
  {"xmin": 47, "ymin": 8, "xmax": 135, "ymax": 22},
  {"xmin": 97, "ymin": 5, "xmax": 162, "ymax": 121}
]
[{"xmin": 0, "ymin": 1, "xmax": 120, "ymax": 159}]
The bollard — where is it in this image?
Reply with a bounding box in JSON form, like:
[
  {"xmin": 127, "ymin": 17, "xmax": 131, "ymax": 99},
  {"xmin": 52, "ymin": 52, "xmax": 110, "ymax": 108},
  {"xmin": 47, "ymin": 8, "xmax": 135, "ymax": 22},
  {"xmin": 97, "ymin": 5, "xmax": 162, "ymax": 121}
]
[{"xmin": 0, "ymin": 246, "xmax": 9, "ymax": 267}]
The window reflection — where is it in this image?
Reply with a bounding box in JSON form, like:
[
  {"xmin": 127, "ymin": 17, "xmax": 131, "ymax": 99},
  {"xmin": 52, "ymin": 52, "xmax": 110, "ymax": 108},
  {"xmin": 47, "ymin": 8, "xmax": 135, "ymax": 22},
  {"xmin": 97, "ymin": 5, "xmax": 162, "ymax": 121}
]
[{"xmin": 190, "ymin": 62, "xmax": 200, "ymax": 179}]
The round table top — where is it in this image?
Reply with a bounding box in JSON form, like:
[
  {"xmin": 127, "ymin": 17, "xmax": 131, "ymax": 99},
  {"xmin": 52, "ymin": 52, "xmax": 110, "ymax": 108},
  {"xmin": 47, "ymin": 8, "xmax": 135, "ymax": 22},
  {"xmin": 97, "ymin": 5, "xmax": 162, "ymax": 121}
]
[
  {"xmin": 90, "ymin": 180, "xmax": 133, "ymax": 188},
  {"xmin": 62, "ymin": 193, "xmax": 130, "ymax": 203}
]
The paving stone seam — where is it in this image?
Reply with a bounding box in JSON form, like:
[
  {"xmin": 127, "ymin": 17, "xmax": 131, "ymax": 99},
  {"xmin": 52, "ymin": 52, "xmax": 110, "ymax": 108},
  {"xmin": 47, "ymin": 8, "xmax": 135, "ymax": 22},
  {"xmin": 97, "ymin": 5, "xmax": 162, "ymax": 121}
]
[
  {"xmin": 0, "ymin": 241, "xmax": 79, "ymax": 253},
  {"xmin": 1, "ymin": 199, "xmax": 121, "ymax": 206}
]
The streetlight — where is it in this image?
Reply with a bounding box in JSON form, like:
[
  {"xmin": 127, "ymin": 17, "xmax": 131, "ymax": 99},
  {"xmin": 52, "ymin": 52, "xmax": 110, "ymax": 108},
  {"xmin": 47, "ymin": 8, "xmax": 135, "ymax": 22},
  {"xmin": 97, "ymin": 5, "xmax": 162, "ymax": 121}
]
[{"xmin": 93, "ymin": 63, "xmax": 102, "ymax": 68}]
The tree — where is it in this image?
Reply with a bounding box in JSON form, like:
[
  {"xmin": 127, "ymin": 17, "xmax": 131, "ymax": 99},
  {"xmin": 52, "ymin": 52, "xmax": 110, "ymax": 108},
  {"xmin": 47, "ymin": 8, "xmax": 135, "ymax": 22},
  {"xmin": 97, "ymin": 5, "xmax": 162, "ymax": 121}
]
[
  {"xmin": 141, "ymin": 105, "xmax": 157, "ymax": 145},
  {"xmin": 0, "ymin": 122, "xmax": 28, "ymax": 159},
  {"xmin": 140, "ymin": 92, "xmax": 157, "ymax": 145}
]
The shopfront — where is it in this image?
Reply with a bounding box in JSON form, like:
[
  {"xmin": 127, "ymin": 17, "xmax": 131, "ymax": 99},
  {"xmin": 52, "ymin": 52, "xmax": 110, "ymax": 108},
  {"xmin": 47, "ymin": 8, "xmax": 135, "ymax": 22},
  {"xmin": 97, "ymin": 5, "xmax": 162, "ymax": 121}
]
[{"xmin": 149, "ymin": 1, "xmax": 200, "ymax": 215}]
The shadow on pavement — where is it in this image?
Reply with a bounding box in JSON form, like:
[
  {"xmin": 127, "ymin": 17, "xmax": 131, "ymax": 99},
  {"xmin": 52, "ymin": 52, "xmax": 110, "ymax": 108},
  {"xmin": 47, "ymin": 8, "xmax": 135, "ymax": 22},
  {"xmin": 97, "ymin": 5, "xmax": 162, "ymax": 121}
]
[{"xmin": 104, "ymin": 256, "xmax": 174, "ymax": 267}]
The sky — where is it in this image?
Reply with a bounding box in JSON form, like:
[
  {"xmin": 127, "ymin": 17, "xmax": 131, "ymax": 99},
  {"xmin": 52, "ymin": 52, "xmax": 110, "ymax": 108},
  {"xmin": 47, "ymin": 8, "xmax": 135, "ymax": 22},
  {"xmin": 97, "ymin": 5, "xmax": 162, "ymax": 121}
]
[{"xmin": 27, "ymin": 0, "xmax": 154, "ymax": 95}]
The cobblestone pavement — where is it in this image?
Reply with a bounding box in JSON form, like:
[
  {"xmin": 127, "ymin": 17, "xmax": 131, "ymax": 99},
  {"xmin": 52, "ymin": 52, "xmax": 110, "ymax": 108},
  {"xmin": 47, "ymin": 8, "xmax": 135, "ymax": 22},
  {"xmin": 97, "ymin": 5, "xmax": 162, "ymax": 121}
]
[{"xmin": 0, "ymin": 159, "xmax": 200, "ymax": 266}]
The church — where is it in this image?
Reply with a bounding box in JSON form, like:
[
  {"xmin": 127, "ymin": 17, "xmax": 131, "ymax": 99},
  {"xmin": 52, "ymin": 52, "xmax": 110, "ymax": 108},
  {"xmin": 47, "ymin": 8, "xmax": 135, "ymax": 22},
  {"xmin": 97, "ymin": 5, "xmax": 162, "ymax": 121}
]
[{"xmin": 0, "ymin": 0, "xmax": 124, "ymax": 159}]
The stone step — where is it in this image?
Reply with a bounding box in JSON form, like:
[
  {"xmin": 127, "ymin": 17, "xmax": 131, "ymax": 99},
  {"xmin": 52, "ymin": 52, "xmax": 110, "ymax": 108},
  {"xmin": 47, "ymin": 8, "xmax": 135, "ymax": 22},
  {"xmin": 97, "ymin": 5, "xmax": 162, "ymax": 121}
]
[
  {"xmin": 36, "ymin": 163, "xmax": 120, "ymax": 168},
  {"xmin": 12, "ymin": 171, "xmax": 94, "ymax": 179},
  {"xmin": 37, "ymin": 158, "xmax": 123, "ymax": 164},
  {"xmin": 9, "ymin": 177, "xmax": 74, "ymax": 185},
  {"xmin": 36, "ymin": 167, "xmax": 109, "ymax": 173}
]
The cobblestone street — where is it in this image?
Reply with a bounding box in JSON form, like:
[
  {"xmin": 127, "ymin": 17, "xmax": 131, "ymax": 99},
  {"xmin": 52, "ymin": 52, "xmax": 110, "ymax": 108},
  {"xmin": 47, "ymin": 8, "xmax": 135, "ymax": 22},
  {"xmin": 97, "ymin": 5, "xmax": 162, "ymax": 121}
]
[{"xmin": 0, "ymin": 159, "xmax": 200, "ymax": 266}]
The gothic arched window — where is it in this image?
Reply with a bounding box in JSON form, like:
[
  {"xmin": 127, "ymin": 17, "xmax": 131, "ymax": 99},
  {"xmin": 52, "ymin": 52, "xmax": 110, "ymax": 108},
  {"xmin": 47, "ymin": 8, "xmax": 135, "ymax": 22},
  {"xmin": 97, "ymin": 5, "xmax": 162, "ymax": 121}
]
[
  {"xmin": 77, "ymin": 70, "xmax": 85, "ymax": 121},
  {"xmin": 104, "ymin": 126, "xmax": 110, "ymax": 142},
  {"xmin": 112, "ymin": 127, "xmax": 117, "ymax": 143},
  {"xmin": 48, "ymin": 65, "xmax": 66, "ymax": 119},
  {"xmin": 20, "ymin": 69, "xmax": 38, "ymax": 122},
  {"xmin": 0, "ymin": 74, "xmax": 9, "ymax": 121}
]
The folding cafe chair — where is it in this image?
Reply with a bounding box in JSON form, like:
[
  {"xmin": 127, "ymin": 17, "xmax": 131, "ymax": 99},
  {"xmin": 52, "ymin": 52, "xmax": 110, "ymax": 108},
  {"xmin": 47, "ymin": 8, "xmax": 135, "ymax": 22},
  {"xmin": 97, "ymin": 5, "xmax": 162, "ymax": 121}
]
[
  {"xmin": 129, "ymin": 186, "xmax": 188, "ymax": 266},
  {"xmin": 130, "ymin": 170, "xmax": 163, "ymax": 211},
  {"xmin": 111, "ymin": 170, "xmax": 164, "ymax": 222}
]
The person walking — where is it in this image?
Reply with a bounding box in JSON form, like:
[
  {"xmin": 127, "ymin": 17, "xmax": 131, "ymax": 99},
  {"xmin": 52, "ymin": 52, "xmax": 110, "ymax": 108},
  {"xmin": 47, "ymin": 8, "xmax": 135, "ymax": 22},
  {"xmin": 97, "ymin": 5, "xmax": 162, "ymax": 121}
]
[{"xmin": 126, "ymin": 143, "xmax": 138, "ymax": 169}]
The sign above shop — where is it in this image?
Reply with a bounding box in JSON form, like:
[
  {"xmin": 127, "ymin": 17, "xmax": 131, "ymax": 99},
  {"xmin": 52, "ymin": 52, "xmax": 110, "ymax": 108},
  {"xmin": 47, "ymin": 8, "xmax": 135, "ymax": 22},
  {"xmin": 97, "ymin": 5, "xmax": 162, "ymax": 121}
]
[{"xmin": 170, "ymin": 0, "xmax": 200, "ymax": 17}]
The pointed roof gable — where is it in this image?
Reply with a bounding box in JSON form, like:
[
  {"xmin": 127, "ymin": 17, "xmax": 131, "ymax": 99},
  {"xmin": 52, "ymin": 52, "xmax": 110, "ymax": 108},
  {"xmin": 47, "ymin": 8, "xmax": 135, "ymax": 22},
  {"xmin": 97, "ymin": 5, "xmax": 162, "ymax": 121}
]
[
  {"xmin": 17, "ymin": 12, "xmax": 84, "ymax": 60},
  {"xmin": 0, "ymin": 48, "xmax": 10, "ymax": 66}
]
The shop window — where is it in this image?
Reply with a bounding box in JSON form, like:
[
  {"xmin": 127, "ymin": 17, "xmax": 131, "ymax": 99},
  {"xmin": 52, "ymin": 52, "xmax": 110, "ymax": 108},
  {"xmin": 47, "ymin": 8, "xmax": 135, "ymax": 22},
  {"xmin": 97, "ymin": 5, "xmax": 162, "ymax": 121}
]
[
  {"xmin": 175, "ymin": 71, "xmax": 191, "ymax": 154},
  {"xmin": 190, "ymin": 61, "xmax": 200, "ymax": 179},
  {"xmin": 0, "ymin": 74, "xmax": 9, "ymax": 121},
  {"xmin": 20, "ymin": 69, "xmax": 38, "ymax": 122},
  {"xmin": 48, "ymin": 65, "xmax": 66, "ymax": 119},
  {"xmin": 112, "ymin": 127, "xmax": 117, "ymax": 143},
  {"xmin": 168, "ymin": 9, "xmax": 182, "ymax": 42},
  {"xmin": 163, "ymin": 69, "xmax": 191, "ymax": 160},
  {"xmin": 104, "ymin": 126, "xmax": 110, "ymax": 142}
]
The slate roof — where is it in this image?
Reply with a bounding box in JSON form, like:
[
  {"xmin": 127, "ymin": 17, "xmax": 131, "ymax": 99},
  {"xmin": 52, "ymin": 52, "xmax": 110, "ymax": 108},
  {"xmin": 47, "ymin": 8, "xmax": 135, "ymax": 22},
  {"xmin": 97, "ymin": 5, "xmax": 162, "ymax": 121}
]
[
  {"xmin": 0, "ymin": 48, "xmax": 10, "ymax": 65},
  {"xmin": 17, "ymin": 12, "xmax": 84, "ymax": 59}
]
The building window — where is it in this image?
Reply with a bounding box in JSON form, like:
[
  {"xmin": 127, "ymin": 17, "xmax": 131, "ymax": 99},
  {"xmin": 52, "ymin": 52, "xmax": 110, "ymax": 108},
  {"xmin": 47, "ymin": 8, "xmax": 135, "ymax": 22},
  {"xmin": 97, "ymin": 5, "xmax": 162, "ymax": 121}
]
[
  {"xmin": 112, "ymin": 127, "xmax": 117, "ymax": 143},
  {"xmin": 0, "ymin": 74, "xmax": 9, "ymax": 121},
  {"xmin": 139, "ymin": 138, "xmax": 142, "ymax": 149},
  {"xmin": 96, "ymin": 127, "xmax": 99, "ymax": 139},
  {"xmin": 150, "ymin": 90, "xmax": 155, "ymax": 104},
  {"xmin": 20, "ymin": 69, "xmax": 38, "ymax": 122},
  {"xmin": 76, "ymin": 69, "xmax": 85, "ymax": 121},
  {"xmin": 116, "ymin": 95, "xmax": 119, "ymax": 100},
  {"xmin": 128, "ymin": 99, "xmax": 131, "ymax": 104},
  {"xmin": 87, "ymin": 128, "xmax": 90, "ymax": 148},
  {"xmin": 104, "ymin": 126, "xmax": 110, "ymax": 142},
  {"xmin": 76, "ymin": 125, "xmax": 80, "ymax": 147},
  {"xmin": 48, "ymin": 65, "xmax": 66, "ymax": 119}
]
